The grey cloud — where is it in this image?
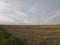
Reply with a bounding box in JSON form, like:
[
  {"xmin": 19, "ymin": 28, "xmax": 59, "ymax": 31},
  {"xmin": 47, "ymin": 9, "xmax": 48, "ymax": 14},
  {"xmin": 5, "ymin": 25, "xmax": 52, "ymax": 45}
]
[
  {"xmin": 0, "ymin": 0, "xmax": 60, "ymax": 24},
  {"xmin": 43, "ymin": 11, "xmax": 60, "ymax": 24}
]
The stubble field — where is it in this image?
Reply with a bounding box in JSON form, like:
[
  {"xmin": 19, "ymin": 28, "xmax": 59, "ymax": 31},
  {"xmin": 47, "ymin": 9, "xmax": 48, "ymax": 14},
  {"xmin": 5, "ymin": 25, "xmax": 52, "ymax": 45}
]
[{"xmin": 1, "ymin": 25, "xmax": 60, "ymax": 45}]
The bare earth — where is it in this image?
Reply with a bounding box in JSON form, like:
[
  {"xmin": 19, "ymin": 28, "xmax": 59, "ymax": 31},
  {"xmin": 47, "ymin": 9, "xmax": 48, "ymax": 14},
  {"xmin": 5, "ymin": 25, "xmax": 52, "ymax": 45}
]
[{"xmin": 1, "ymin": 25, "xmax": 60, "ymax": 45}]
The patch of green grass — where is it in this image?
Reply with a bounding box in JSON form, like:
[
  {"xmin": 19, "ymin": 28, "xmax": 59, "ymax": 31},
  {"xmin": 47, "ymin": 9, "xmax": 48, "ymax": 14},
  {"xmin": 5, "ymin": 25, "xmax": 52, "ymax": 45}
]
[{"xmin": 0, "ymin": 26, "xmax": 25, "ymax": 45}]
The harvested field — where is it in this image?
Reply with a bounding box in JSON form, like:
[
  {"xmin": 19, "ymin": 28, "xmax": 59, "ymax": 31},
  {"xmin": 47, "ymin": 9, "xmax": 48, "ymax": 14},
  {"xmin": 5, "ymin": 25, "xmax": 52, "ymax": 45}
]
[{"xmin": 1, "ymin": 25, "xmax": 60, "ymax": 45}]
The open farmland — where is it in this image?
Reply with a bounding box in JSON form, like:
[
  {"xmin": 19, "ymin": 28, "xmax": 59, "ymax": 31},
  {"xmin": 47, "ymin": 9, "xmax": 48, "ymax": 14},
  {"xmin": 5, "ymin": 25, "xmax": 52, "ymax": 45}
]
[{"xmin": 1, "ymin": 25, "xmax": 60, "ymax": 45}]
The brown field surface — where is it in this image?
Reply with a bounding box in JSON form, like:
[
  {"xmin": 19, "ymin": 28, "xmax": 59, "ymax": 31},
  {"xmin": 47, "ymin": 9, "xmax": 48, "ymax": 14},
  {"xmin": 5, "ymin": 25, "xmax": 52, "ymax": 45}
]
[{"xmin": 1, "ymin": 25, "xmax": 60, "ymax": 45}]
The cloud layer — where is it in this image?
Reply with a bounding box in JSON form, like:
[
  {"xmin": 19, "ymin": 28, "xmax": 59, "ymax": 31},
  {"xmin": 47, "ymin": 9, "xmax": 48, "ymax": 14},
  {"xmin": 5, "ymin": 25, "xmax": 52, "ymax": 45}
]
[{"xmin": 0, "ymin": 0, "xmax": 60, "ymax": 25}]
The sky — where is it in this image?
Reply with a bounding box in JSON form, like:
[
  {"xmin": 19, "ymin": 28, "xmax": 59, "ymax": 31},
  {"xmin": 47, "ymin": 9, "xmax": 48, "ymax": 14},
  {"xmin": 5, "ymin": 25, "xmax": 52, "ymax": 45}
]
[{"xmin": 0, "ymin": 0, "xmax": 60, "ymax": 25}]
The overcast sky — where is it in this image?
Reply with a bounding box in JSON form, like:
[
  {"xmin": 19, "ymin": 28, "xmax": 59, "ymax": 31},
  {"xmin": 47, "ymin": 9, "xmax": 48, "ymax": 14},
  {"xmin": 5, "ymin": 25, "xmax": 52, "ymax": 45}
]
[{"xmin": 0, "ymin": 0, "xmax": 60, "ymax": 25}]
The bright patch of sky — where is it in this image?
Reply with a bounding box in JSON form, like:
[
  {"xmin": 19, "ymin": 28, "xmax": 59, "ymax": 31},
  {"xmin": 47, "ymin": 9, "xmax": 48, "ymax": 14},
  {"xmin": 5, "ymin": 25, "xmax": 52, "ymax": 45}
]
[{"xmin": 0, "ymin": 0, "xmax": 60, "ymax": 25}]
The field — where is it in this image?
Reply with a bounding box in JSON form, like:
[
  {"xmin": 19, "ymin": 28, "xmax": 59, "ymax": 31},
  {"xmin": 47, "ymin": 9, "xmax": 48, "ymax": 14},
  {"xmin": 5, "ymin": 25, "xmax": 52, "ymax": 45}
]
[{"xmin": 0, "ymin": 25, "xmax": 60, "ymax": 45}]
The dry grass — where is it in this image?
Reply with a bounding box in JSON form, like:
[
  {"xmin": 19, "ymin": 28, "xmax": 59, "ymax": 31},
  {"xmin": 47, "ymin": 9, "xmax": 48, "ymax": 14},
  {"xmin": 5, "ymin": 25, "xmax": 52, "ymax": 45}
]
[{"xmin": 1, "ymin": 25, "xmax": 60, "ymax": 45}]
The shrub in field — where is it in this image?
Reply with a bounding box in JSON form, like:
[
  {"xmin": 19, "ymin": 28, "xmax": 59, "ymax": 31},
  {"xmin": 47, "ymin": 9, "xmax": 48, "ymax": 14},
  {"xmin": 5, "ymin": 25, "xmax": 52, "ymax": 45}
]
[{"xmin": 0, "ymin": 26, "xmax": 25, "ymax": 45}]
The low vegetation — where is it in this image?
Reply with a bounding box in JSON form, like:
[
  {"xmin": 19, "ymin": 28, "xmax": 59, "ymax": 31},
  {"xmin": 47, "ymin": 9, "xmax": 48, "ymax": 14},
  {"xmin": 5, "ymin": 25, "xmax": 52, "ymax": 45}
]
[
  {"xmin": 0, "ymin": 26, "xmax": 50, "ymax": 45},
  {"xmin": 0, "ymin": 26, "xmax": 25, "ymax": 45},
  {"xmin": 0, "ymin": 25, "xmax": 60, "ymax": 45}
]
